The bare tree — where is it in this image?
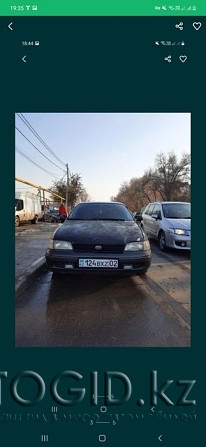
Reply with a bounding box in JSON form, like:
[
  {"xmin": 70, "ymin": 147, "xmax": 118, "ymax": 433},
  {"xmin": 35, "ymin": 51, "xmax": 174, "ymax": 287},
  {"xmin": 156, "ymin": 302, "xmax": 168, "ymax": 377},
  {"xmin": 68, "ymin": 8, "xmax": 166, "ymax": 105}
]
[
  {"xmin": 112, "ymin": 152, "xmax": 190, "ymax": 210},
  {"xmin": 153, "ymin": 152, "xmax": 190, "ymax": 201},
  {"xmin": 79, "ymin": 188, "xmax": 91, "ymax": 202},
  {"xmin": 50, "ymin": 173, "xmax": 89, "ymax": 209}
]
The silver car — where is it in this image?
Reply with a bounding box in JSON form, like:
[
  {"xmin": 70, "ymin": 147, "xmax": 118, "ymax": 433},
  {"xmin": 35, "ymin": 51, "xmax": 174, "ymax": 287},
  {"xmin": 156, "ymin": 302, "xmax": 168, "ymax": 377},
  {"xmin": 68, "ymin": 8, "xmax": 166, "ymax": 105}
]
[{"xmin": 141, "ymin": 202, "xmax": 191, "ymax": 250}]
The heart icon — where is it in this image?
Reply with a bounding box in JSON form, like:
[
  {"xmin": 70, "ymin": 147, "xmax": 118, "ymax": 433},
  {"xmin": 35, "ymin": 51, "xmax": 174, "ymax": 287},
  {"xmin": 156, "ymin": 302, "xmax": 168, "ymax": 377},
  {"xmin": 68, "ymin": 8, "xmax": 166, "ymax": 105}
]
[
  {"xmin": 193, "ymin": 22, "xmax": 202, "ymax": 30},
  {"xmin": 179, "ymin": 55, "xmax": 187, "ymax": 63}
]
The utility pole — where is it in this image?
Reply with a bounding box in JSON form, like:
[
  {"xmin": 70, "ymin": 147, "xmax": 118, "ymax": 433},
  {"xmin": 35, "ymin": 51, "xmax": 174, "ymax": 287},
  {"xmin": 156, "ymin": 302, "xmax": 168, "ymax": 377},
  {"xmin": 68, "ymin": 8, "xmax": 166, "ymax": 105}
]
[
  {"xmin": 43, "ymin": 189, "xmax": 46, "ymax": 222},
  {"xmin": 66, "ymin": 163, "xmax": 69, "ymax": 212}
]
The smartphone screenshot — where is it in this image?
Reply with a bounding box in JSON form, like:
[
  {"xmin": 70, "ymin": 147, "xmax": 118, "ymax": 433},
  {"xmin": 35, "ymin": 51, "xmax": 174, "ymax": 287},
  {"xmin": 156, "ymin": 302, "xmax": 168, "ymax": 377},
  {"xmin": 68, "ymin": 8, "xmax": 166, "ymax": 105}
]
[{"xmin": 0, "ymin": 0, "xmax": 205, "ymax": 445}]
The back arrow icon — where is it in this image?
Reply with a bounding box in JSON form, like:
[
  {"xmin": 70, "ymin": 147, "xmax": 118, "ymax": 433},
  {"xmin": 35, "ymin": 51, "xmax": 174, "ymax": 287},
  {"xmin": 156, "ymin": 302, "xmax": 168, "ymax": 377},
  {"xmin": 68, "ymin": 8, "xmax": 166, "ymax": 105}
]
[
  {"xmin": 158, "ymin": 434, "xmax": 163, "ymax": 442},
  {"xmin": 8, "ymin": 22, "xmax": 13, "ymax": 31},
  {"xmin": 22, "ymin": 55, "xmax": 27, "ymax": 63}
]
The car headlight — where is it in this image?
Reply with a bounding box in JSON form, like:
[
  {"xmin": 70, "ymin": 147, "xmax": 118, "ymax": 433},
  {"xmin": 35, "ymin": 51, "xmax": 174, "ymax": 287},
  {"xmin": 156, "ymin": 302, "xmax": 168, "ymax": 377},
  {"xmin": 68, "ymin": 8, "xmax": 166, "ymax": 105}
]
[
  {"xmin": 168, "ymin": 228, "xmax": 189, "ymax": 236},
  {"xmin": 48, "ymin": 239, "xmax": 73, "ymax": 249},
  {"xmin": 124, "ymin": 241, "xmax": 150, "ymax": 251}
]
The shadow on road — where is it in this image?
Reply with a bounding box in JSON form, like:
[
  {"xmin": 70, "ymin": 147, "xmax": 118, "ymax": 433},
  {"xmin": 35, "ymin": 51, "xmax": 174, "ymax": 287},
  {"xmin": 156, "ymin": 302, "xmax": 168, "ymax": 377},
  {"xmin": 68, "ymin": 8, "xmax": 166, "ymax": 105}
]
[
  {"xmin": 47, "ymin": 271, "xmax": 145, "ymax": 302},
  {"xmin": 149, "ymin": 239, "xmax": 191, "ymax": 262},
  {"xmin": 16, "ymin": 267, "xmax": 190, "ymax": 348}
]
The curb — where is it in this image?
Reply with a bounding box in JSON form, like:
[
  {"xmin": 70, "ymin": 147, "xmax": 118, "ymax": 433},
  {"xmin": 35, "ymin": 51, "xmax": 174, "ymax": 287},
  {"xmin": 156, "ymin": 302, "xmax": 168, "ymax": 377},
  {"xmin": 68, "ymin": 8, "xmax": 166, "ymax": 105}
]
[{"xmin": 16, "ymin": 256, "xmax": 47, "ymax": 300}]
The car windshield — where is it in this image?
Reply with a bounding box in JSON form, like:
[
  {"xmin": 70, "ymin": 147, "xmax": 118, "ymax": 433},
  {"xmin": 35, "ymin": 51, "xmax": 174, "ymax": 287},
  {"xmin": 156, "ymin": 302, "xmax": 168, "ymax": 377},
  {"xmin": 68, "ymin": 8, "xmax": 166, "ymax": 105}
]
[
  {"xmin": 68, "ymin": 203, "xmax": 134, "ymax": 221},
  {"xmin": 162, "ymin": 203, "xmax": 191, "ymax": 219}
]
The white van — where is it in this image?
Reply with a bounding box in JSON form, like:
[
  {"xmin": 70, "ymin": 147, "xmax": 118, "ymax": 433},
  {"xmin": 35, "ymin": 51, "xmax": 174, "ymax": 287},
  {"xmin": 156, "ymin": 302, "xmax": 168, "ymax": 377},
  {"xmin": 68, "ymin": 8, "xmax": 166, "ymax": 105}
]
[{"xmin": 15, "ymin": 191, "xmax": 41, "ymax": 227}]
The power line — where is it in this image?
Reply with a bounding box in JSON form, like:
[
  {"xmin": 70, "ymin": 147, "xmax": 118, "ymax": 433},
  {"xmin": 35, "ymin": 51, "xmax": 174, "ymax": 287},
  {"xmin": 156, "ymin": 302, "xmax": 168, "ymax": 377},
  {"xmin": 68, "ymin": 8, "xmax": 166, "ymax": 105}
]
[
  {"xmin": 16, "ymin": 146, "xmax": 60, "ymax": 178},
  {"xmin": 16, "ymin": 146, "xmax": 60, "ymax": 179},
  {"xmin": 15, "ymin": 126, "xmax": 66, "ymax": 173},
  {"xmin": 59, "ymin": 172, "xmax": 67, "ymax": 182},
  {"xmin": 17, "ymin": 113, "xmax": 66, "ymax": 168}
]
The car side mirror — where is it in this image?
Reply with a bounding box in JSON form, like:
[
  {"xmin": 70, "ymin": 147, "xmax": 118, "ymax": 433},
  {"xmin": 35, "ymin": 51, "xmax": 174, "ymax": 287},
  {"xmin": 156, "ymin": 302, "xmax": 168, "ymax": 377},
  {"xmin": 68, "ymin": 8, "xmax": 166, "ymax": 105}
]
[{"xmin": 151, "ymin": 213, "xmax": 160, "ymax": 220}]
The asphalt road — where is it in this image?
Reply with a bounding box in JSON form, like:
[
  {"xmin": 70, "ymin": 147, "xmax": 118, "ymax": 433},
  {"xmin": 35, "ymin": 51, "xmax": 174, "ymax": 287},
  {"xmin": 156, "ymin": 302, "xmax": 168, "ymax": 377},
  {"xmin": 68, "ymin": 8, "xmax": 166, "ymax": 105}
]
[{"xmin": 15, "ymin": 240, "xmax": 190, "ymax": 348}]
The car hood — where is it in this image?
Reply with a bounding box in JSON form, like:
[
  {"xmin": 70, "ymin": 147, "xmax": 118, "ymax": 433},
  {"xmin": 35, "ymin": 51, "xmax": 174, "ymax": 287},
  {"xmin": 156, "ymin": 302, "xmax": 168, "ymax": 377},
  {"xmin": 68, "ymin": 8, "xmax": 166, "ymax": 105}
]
[
  {"xmin": 166, "ymin": 218, "xmax": 191, "ymax": 230},
  {"xmin": 53, "ymin": 220, "xmax": 143, "ymax": 244}
]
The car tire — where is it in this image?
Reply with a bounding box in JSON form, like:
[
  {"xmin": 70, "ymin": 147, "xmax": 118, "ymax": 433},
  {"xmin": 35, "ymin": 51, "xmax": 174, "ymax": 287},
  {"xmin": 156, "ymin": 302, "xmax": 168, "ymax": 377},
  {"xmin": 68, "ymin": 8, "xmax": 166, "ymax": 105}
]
[
  {"xmin": 15, "ymin": 216, "xmax": 20, "ymax": 227},
  {"xmin": 158, "ymin": 230, "xmax": 166, "ymax": 251}
]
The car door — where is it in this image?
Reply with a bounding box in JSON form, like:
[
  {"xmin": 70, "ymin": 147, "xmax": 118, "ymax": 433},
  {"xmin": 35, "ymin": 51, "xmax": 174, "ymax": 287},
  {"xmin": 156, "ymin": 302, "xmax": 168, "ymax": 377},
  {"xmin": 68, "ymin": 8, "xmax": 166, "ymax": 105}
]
[
  {"xmin": 16, "ymin": 198, "xmax": 26, "ymax": 220},
  {"xmin": 142, "ymin": 204, "xmax": 155, "ymax": 236},
  {"xmin": 149, "ymin": 203, "xmax": 162, "ymax": 238}
]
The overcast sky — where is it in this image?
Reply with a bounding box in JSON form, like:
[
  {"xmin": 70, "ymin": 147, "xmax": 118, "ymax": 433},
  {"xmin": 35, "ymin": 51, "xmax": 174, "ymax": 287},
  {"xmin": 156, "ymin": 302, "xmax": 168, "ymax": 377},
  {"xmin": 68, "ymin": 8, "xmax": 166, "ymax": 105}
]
[{"xmin": 15, "ymin": 113, "xmax": 191, "ymax": 201}]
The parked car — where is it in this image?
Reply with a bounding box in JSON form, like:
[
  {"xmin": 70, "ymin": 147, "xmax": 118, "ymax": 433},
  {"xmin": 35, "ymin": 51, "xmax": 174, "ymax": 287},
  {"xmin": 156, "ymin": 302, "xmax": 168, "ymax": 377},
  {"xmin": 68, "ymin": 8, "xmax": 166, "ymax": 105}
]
[
  {"xmin": 132, "ymin": 211, "xmax": 143, "ymax": 226},
  {"xmin": 46, "ymin": 202, "xmax": 151, "ymax": 275},
  {"xmin": 133, "ymin": 206, "xmax": 146, "ymax": 218},
  {"xmin": 59, "ymin": 213, "xmax": 67, "ymax": 223},
  {"xmin": 133, "ymin": 211, "xmax": 140, "ymax": 219},
  {"xmin": 141, "ymin": 201, "xmax": 191, "ymax": 250},
  {"xmin": 40, "ymin": 209, "xmax": 60, "ymax": 223}
]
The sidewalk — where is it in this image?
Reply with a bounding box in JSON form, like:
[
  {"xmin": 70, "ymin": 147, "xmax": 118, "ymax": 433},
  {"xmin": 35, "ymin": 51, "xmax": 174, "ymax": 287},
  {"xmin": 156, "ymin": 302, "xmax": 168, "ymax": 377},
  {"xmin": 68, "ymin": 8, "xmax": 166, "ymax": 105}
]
[{"xmin": 15, "ymin": 222, "xmax": 60, "ymax": 298}]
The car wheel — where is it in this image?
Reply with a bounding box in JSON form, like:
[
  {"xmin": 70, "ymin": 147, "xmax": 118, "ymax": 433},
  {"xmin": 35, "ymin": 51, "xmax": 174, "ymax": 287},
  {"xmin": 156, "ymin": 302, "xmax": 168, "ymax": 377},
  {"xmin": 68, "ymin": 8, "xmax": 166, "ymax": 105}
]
[
  {"xmin": 158, "ymin": 231, "xmax": 166, "ymax": 251},
  {"xmin": 15, "ymin": 216, "xmax": 20, "ymax": 227}
]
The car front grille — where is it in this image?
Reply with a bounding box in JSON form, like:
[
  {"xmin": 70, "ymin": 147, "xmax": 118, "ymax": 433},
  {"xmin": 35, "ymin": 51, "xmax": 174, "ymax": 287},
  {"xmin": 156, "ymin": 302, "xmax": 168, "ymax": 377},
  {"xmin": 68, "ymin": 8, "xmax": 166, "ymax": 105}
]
[{"xmin": 72, "ymin": 243, "xmax": 124, "ymax": 253}]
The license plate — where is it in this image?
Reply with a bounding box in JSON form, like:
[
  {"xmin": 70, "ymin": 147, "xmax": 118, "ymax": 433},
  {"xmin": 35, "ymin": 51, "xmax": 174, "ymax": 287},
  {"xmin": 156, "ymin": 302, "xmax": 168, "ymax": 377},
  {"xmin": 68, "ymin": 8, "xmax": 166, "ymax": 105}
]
[{"xmin": 79, "ymin": 259, "xmax": 118, "ymax": 268}]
